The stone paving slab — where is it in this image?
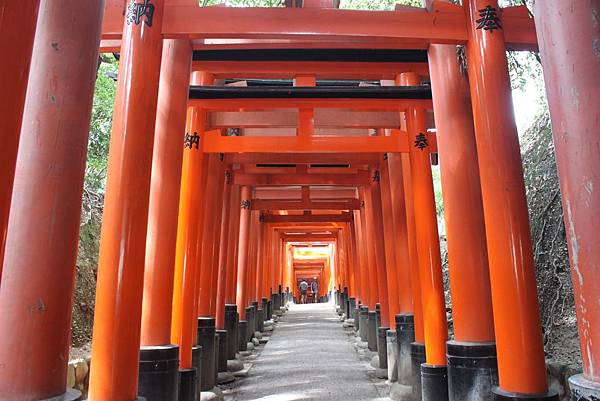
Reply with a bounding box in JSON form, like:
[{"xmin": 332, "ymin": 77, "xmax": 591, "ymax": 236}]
[{"xmin": 223, "ymin": 303, "xmax": 391, "ymax": 401}]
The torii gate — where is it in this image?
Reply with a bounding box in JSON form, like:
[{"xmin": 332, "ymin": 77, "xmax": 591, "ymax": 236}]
[{"xmin": 0, "ymin": 1, "xmax": 598, "ymax": 401}]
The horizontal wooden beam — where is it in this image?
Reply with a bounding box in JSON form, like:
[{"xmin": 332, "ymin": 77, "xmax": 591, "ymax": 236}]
[
  {"xmin": 285, "ymin": 234, "xmax": 337, "ymax": 241},
  {"xmin": 252, "ymin": 198, "xmax": 361, "ymax": 210},
  {"xmin": 207, "ymin": 109, "xmax": 402, "ymax": 129},
  {"xmin": 234, "ymin": 171, "xmax": 370, "ymax": 186},
  {"xmin": 101, "ymin": 3, "xmax": 537, "ymax": 50},
  {"xmin": 193, "ymin": 61, "xmax": 430, "ymax": 80},
  {"xmin": 225, "ymin": 153, "xmax": 382, "ymax": 165},
  {"xmin": 189, "ymin": 98, "xmax": 433, "ymax": 111},
  {"xmin": 204, "ymin": 131, "xmax": 409, "ymax": 153},
  {"xmin": 262, "ymin": 213, "xmax": 353, "ymax": 223}
]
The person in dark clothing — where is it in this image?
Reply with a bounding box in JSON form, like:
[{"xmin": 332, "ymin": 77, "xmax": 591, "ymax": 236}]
[
  {"xmin": 311, "ymin": 280, "xmax": 318, "ymax": 303},
  {"xmin": 299, "ymin": 280, "xmax": 309, "ymax": 304}
]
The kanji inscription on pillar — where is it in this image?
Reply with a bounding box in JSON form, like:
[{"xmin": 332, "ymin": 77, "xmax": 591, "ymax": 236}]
[
  {"xmin": 476, "ymin": 5, "xmax": 502, "ymax": 32},
  {"xmin": 414, "ymin": 133, "xmax": 429, "ymax": 150},
  {"xmin": 241, "ymin": 200, "xmax": 252, "ymax": 210},
  {"xmin": 372, "ymin": 170, "xmax": 380, "ymax": 183},
  {"xmin": 126, "ymin": 0, "xmax": 155, "ymax": 27},
  {"xmin": 184, "ymin": 132, "xmax": 200, "ymax": 150}
]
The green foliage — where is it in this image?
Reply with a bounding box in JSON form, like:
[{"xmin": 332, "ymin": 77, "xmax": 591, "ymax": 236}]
[{"xmin": 340, "ymin": 0, "xmax": 422, "ymax": 10}]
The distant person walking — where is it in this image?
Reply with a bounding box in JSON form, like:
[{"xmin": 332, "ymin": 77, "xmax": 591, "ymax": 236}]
[
  {"xmin": 299, "ymin": 280, "xmax": 309, "ymax": 304},
  {"xmin": 311, "ymin": 280, "xmax": 318, "ymax": 303}
]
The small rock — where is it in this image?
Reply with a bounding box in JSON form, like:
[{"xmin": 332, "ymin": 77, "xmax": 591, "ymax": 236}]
[
  {"xmin": 252, "ymin": 338, "xmax": 260, "ymax": 346},
  {"xmin": 239, "ymin": 350, "xmax": 252, "ymax": 357},
  {"xmin": 264, "ymin": 326, "xmax": 274, "ymax": 332},
  {"xmin": 390, "ymin": 382, "xmax": 413, "ymax": 400},
  {"xmin": 200, "ymin": 389, "xmax": 224, "ymax": 401},
  {"xmin": 67, "ymin": 364, "xmax": 76, "ymax": 389},
  {"xmin": 227, "ymin": 358, "xmax": 244, "ymax": 372},
  {"xmin": 247, "ymin": 342, "xmax": 255, "ymax": 350},
  {"xmin": 375, "ymin": 368, "xmax": 388, "ymax": 379},
  {"xmin": 74, "ymin": 359, "xmax": 89, "ymax": 384},
  {"xmin": 217, "ymin": 371, "xmax": 235, "ymax": 384},
  {"xmin": 254, "ymin": 331, "xmax": 263, "ymax": 339},
  {"xmin": 370, "ymin": 355, "xmax": 380, "ymax": 369},
  {"xmin": 259, "ymin": 338, "xmax": 269, "ymax": 344}
]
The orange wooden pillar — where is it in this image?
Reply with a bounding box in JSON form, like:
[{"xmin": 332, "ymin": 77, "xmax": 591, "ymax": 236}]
[
  {"xmin": 88, "ymin": 1, "xmax": 165, "ymax": 400},
  {"xmin": 368, "ymin": 166, "xmax": 393, "ymax": 371},
  {"xmin": 137, "ymin": 38, "xmax": 192, "ymax": 401},
  {"xmin": 534, "ymin": 2, "xmax": 600, "ymax": 397},
  {"xmin": 208, "ymin": 166, "xmax": 226, "ymax": 318},
  {"xmin": 0, "ymin": 1, "xmax": 102, "ymax": 399},
  {"xmin": 215, "ymin": 171, "xmax": 233, "ymax": 330},
  {"xmin": 428, "ymin": 42, "xmax": 496, "ymax": 401},
  {"xmin": 360, "ymin": 186, "xmax": 380, "ymax": 353},
  {"xmin": 380, "ymin": 161, "xmax": 401, "ymax": 329},
  {"xmin": 170, "ymin": 73, "xmax": 210, "ymax": 388},
  {"xmin": 465, "ymin": 1, "xmax": 556, "ymax": 399},
  {"xmin": 236, "ymin": 186, "xmax": 253, "ymax": 320},
  {"xmin": 0, "ymin": 1, "xmax": 40, "ymax": 277},
  {"xmin": 225, "ymin": 185, "xmax": 241, "ymax": 305},
  {"xmin": 402, "ymin": 71, "xmax": 449, "ymax": 400},
  {"xmin": 198, "ymin": 153, "xmax": 224, "ymax": 319}
]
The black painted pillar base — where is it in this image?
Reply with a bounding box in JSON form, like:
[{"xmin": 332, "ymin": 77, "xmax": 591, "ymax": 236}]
[
  {"xmin": 411, "ymin": 342, "xmax": 426, "ymax": 401},
  {"xmin": 367, "ymin": 311, "xmax": 378, "ymax": 352},
  {"xmin": 262, "ymin": 297, "xmax": 268, "ymax": 320},
  {"xmin": 257, "ymin": 308, "xmax": 265, "ymax": 332},
  {"xmin": 354, "ymin": 308, "xmax": 360, "ymax": 331},
  {"xmin": 569, "ymin": 374, "xmax": 600, "ymax": 401},
  {"xmin": 447, "ymin": 341, "xmax": 498, "ymax": 401},
  {"xmin": 252, "ymin": 301, "xmax": 260, "ymax": 333},
  {"xmin": 359, "ymin": 306, "xmax": 368, "ymax": 342},
  {"xmin": 348, "ymin": 297, "xmax": 356, "ymax": 321},
  {"xmin": 238, "ymin": 320, "xmax": 248, "ymax": 351},
  {"xmin": 197, "ymin": 317, "xmax": 216, "ymax": 391},
  {"xmin": 216, "ymin": 330, "xmax": 228, "ymax": 373},
  {"xmin": 42, "ymin": 389, "xmax": 82, "ymax": 401},
  {"xmin": 343, "ymin": 287, "xmax": 349, "ymax": 317},
  {"xmin": 267, "ymin": 299, "xmax": 273, "ymax": 320},
  {"xmin": 375, "ymin": 303, "xmax": 381, "ymax": 329},
  {"xmin": 191, "ymin": 345, "xmax": 202, "ymax": 399},
  {"xmin": 178, "ymin": 368, "xmax": 197, "ymax": 401},
  {"xmin": 396, "ymin": 314, "xmax": 416, "ymax": 387},
  {"xmin": 224, "ymin": 304, "xmax": 238, "ymax": 360},
  {"xmin": 138, "ymin": 345, "xmax": 179, "ymax": 401},
  {"xmin": 421, "ymin": 364, "xmax": 449, "ymax": 401},
  {"xmin": 245, "ymin": 306, "xmax": 255, "ymax": 341},
  {"xmin": 271, "ymin": 293, "xmax": 279, "ymax": 314},
  {"xmin": 378, "ymin": 327, "xmax": 389, "ymax": 369},
  {"xmin": 492, "ymin": 388, "xmax": 559, "ymax": 401}
]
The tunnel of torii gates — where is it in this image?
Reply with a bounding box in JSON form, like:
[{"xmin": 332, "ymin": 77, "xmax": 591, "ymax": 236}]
[{"xmin": 0, "ymin": 0, "xmax": 598, "ymax": 401}]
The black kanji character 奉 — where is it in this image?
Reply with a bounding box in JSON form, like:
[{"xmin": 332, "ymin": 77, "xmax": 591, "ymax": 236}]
[
  {"xmin": 476, "ymin": 5, "xmax": 502, "ymax": 32},
  {"xmin": 184, "ymin": 132, "xmax": 200, "ymax": 150},
  {"xmin": 414, "ymin": 133, "xmax": 428, "ymax": 150},
  {"xmin": 126, "ymin": 0, "xmax": 155, "ymax": 28},
  {"xmin": 241, "ymin": 200, "xmax": 252, "ymax": 210}
]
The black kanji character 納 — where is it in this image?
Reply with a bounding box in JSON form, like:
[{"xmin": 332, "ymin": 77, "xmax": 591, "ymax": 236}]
[
  {"xmin": 184, "ymin": 132, "xmax": 200, "ymax": 150},
  {"xmin": 126, "ymin": 0, "xmax": 155, "ymax": 27}
]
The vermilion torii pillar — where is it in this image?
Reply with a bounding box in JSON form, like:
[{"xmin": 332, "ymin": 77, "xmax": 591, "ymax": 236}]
[
  {"xmin": 236, "ymin": 186, "xmax": 253, "ymax": 320},
  {"xmin": 88, "ymin": 1, "xmax": 165, "ymax": 399},
  {"xmin": 403, "ymin": 71, "xmax": 449, "ymax": 401},
  {"xmin": 534, "ymin": 2, "xmax": 600, "ymax": 398},
  {"xmin": 367, "ymin": 166, "xmax": 392, "ymax": 370},
  {"xmin": 138, "ymin": 38, "xmax": 192, "ymax": 401},
  {"xmin": 428, "ymin": 42, "xmax": 496, "ymax": 401},
  {"xmin": 216, "ymin": 172, "xmax": 233, "ymax": 331},
  {"xmin": 0, "ymin": 1, "xmax": 40, "ymax": 278},
  {"xmin": 465, "ymin": 1, "xmax": 556, "ymax": 399},
  {"xmin": 0, "ymin": 1, "xmax": 102, "ymax": 399}
]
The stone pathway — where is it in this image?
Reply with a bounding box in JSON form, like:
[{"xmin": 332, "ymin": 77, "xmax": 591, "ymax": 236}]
[{"xmin": 223, "ymin": 303, "xmax": 390, "ymax": 401}]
